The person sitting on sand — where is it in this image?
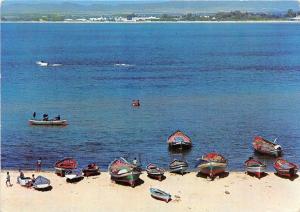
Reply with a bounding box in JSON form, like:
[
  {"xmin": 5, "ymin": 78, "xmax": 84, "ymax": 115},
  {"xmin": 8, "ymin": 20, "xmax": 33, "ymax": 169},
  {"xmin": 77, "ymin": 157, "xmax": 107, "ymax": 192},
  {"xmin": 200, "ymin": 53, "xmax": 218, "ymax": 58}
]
[
  {"xmin": 6, "ymin": 172, "xmax": 12, "ymax": 187},
  {"xmin": 19, "ymin": 169, "xmax": 24, "ymax": 179},
  {"xmin": 31, "ymin": 174, "xmax": 36, "ymax": 183}
]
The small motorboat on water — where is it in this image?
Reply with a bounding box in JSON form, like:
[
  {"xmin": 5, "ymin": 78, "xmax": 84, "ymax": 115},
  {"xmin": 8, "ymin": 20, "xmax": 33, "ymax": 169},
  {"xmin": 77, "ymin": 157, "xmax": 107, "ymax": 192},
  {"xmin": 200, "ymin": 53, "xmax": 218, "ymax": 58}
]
[
  {"xmin": 274, "ymin": 158, "xmax": 298, "ymax": 178},
  {"xmin": 150, "ymin": 188, "xmax": 171, "ymax": 203},
  {"xmin": 253, "ymin": 136, "xmax": 282, "ymax": 157},
  {"xmin": 244, "ymin": 157, "xmax": 266, "ymax": 179},
  {"xmin": 29, "ymin": 119, "xmax": 68, "ymax": 126},
  {"xmin": 65, "ymin": 169, "xmax": 83, "ymax": 182},
  {"xmin": 108, "ymin": 157, "xmax": 142, "ymax": 187},
  {"xmin": 146, "ymin": 163, "xmax": 165, "ymax": 181},
  {"xmin": 33, "ymin": 176, "xmax": 51, "ymax": 190},
  {"xmin": 82, "ymin": 163, "xmax": 100, "ymax": 177},
  {"xmin": 167, "ymin": 130, "xmax": 192, "ymax": 150},
  {"xmin": 54, "ymin": 158, "xmax": 78, "ymax": 177},
  {"xmin": 36, "ymin": 61, "xmax": 49, "ymax": 66},
  {"xmin": 132, "ymin": 100, "xmax": 140, "ymax": 107},
  {"xmin": 196, "ymin": 152, "xmax": 227, "ymax": 179},
  {"xmin": 169, "ymin": 159, "xmax": 188, "ymax": 175}
]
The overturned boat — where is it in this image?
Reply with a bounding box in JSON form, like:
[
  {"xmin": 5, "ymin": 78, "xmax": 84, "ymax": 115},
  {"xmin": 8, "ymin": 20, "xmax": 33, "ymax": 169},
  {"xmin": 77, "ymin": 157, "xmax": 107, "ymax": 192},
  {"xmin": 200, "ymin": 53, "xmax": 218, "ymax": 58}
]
[
  {"xmin": 274, "ymin": 158, "xmax": 298, "ymax": 178},
  {"xmin": 253, "ymin": 136, "xmax": 282, "ymax": 157},
  {"xmin": 54, "ymin": 158, "xmax": 78, "ymax": 177},
  {"xmin": 244, "ymin": 158, "xmax": 266, "ymax": 179},
  {"xmin": 167, "ymin": 130, "xmax": 192, "ymax": 150},
  {"xmin": 169, "ymin": 159, "xmax": 188, "ymax": 175},
  {"xmin": 33, "ymin": 176, "xmax": 51, "ymax": 190},
  {"xmin": 29, "ymin": 119, "xmax": 68, "ymax": 126},
  {"xmin": 108, "ymin": 157, "xmax": 142, "ymax": 187},
  {"xmin": 150, "ymin": 188, "xmax": 171, "ymax": 203},
  {"xmin": 196, "ymin": 152, "xmax": 227, "ymax": 179},
  {"xmin": 146, "ymin": 163, "xmax": 165, "ymax": 181},
  {"xmin": 82, "ymin": 163, "xmax": 100, "ymax": 177}
]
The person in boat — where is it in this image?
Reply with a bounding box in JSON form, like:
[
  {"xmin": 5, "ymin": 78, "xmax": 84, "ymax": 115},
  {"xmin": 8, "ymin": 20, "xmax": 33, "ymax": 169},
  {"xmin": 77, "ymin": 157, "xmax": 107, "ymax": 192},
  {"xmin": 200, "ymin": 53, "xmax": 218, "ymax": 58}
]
[
  {"xmin": 36, "ymin": 158, "xmax": 42, "ymax": 172},
  {"xmin": 33, "ymin": 112, "xmax": 36, "ymax": 119},
  {"xmin": 132, "ymin": 100, "xmax": 140, "ymax": 107},
  {"xmin": 43, "ymin": 114, "xmax": 48, "ymax": 121},
  {"xmin": 55, "ymin": 115, "xmax": 61, "ymax": 120},
  {"xmin": 132, "ymin": 157, "xmax": 138, "ymax": 166}
]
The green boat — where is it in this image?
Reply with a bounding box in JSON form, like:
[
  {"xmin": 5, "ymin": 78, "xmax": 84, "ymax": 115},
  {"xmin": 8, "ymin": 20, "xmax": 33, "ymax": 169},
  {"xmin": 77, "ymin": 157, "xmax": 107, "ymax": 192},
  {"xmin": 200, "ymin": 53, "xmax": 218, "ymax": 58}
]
[{"xmin": 108, "ymin": 157, "xmax": 141, "ymax": 187}]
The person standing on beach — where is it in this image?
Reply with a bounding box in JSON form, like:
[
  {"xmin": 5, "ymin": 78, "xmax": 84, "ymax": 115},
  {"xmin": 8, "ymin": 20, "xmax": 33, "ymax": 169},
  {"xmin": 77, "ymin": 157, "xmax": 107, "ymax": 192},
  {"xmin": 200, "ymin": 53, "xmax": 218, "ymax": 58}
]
[
  {"xmin": 36, "ymin": 158, "xmax": 42, "ymax": 172},
  {"xmin": 6, "ymin": 172, "xmax": 12, "ymax": 187}
]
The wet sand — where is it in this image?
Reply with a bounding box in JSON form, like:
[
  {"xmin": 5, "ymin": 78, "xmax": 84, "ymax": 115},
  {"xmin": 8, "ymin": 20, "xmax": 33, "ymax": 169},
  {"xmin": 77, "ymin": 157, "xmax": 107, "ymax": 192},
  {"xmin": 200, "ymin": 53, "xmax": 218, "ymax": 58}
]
[{"xmin": 1, "ymin": 170, "xmax": 300, "ymax": 212}]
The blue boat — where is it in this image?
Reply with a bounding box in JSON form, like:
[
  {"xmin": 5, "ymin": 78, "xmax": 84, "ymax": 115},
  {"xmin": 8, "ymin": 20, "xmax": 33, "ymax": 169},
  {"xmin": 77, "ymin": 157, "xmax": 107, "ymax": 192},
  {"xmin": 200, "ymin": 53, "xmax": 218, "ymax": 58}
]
[{"xmin": 150, "ymin": 188, "xmax": 171, "ymax": 203}]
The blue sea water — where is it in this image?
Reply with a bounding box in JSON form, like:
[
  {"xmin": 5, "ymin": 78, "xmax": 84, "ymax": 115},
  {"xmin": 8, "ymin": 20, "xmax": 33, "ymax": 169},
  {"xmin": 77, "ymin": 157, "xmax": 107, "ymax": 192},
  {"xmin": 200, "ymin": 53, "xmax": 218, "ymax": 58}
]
[{"xmin": 2, "ymin": 23, "xmax": 300, "ymax": 171}]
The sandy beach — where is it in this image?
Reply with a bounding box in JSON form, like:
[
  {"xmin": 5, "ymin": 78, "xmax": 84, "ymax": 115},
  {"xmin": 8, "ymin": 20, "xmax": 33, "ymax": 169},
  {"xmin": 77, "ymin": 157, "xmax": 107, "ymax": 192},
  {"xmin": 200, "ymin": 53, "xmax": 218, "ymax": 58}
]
[{"xmin": 1, "ymin": 170, "xmax": 300, "ymax": 212}]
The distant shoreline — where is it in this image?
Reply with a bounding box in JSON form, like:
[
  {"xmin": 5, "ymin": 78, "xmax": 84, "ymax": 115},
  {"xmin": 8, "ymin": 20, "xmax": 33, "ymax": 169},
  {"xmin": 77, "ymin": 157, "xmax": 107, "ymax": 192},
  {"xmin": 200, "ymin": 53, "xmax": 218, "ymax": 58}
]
[{"xmin": 1, "ymin": 20, "xmax": 300, "ymax": 24}]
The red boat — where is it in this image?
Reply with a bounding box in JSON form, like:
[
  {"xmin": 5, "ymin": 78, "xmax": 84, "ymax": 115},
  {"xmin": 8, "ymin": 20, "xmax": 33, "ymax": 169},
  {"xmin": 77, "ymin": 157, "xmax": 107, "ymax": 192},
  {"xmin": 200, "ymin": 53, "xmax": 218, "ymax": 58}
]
[
  {"xmin": 82, "ymin": 163, "xmax": 100, "ymax": 177},
  {"xmin": 54, "ymin": 158, "xmax": 78, "ymax": 177},
  {"xmin": 196, "ymin": 152, "xmax": 227, "ymax": 179},
  {"xmin": 167, "ymin": 130, "xmax": 192, "ymax": 150},
  {"xmin": 244, "ymin": 157, "xmax": 266, "ymax": 179},
  {"xmin": 253, "ymin": 136, "xmax": 282, "ymax": 157},
  {"xmin": 274, "ymin": 158, "xmax": 298, "ymax": 178}
]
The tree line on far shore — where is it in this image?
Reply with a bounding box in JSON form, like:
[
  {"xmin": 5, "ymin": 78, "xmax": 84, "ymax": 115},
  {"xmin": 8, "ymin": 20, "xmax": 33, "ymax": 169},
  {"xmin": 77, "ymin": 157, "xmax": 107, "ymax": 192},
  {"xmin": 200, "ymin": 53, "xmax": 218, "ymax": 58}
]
[{"xmin": 2, "ymin": 9, "xmax": 300, "ymax": 22}]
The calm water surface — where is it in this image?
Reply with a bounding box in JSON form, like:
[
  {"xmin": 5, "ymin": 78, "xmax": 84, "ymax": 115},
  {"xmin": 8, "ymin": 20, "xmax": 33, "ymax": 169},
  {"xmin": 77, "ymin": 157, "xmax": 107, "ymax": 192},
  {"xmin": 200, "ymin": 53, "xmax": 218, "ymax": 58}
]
[{"xmin": 2, "ymin": 23, "xmax": 300, "ymax": 171}]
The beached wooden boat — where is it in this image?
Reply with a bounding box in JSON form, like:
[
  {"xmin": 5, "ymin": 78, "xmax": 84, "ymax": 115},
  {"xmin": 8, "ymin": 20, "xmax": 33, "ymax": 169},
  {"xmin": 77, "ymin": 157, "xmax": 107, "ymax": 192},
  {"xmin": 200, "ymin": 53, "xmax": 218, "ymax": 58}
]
[
  {"xmin": 33, "ymin": 176, "xmax": 51, "ymax": 190},
  {"xmin": 82, "ymin": 163, "xmax": 100, "ymax": 177},
  {"xmin": 55, "ymin": 158, "xmax": 78, "ymax": 177},
  {"xmin": 169, "ymin": 159, "xmax": 188, "ymax": 175},
  {"xmin": 167, "ymin": 130, "xmax": 192, "ymax": 150},
  {"xmin": 196, "ymin": 152, "xmax": 227, "ymax": 179},
  {"xmin": 244, "ymin": 158, "xmax": 266, "ymax": 179},
  {"xmin": 253, "ymin": 136, "xmax": 282, "ymax": 157},
  {"xmin": 146, "ymin": 163, "xmax": 165, "ymax": 181},
  {"xmin": 29, "ymin": 119, "xmax": 67, "ymax": 126},
  {"xmin": 150, "ymin": 188, "xmax": 171, "ymax": 203},
  {"xmin": 274, "ymin": 158, "xmax": 298, "ymax": 178},
  {"xmin": 108, "ymin": 157, "xmax": 142, "ymax": 187}
]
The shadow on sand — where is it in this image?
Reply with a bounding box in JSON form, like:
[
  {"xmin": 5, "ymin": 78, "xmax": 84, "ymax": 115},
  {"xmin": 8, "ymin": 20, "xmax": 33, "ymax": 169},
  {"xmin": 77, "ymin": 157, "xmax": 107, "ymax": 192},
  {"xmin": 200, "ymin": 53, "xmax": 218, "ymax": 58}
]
[
  {"xmin": 196, "ymin": 172, "xmax": 230, "ymax": 181},
  {"xmin": 246, "ymin": 172, "xmax": 268, "ymax": 179},
  {"xmin": 66, "ymin": 176, "xmax": 84, "ymax": 183},
  {"xmin": 274, "ymin": 173, "xmax": 299, "ymax": 181},
  {"xmin": 112, "ymin": 178, "xmax": 144, "ymax": 188},
  {"xmin": 35, "ymin": 185, "xmax": 53, "ymax": 192}
]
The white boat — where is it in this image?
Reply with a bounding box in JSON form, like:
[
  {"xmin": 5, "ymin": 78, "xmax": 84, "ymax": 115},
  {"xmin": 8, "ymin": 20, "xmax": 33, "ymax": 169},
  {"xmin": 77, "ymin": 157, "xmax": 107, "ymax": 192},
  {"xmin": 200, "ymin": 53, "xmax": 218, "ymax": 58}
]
[
  {"xmin": 36, "ymin": 61, "xmax": 49, "ymax": 66},
  {"xmin": 65, "ymin": 170, "xmax": 83, "ymax": 182},
  {"xmin": 29, "ymin": 119, "xmax": 67, "ymax": 126},
  {"xmin": 17, "ymin": 177, "xmax": 32, "ymax": 186}
]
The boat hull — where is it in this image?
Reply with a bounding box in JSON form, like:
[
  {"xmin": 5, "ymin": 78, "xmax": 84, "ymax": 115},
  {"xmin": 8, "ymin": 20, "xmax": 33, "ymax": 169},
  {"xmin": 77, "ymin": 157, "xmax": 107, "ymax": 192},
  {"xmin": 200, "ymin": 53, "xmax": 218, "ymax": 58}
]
[
  {"xmin": 245, "ymin": 166, "xmax": 266, "ymax": 178},
  {"xmin": 253, "ymin": 136, "xmax": 282, "ymax": 157},
  {"xmin": 198, "ymin": 162, "xmax": 227, "ymax": 178},
  {"xmin": 274, "ymin": 158, "xmax": 298, "ymax": 178},
  {"xmin": 111, "ymin": 172, "xmax": 141, "ymax": 187},
  {"xmin": 83, "ymin": 168, "xmax": 100, "ymax": 177},
  {"xmin": 150, "ymin": 188, "xmax": 171, "ymax": 203},
  {"xmin": 29, "ymin": 119, "xmax": 67, "ymax": 126}
]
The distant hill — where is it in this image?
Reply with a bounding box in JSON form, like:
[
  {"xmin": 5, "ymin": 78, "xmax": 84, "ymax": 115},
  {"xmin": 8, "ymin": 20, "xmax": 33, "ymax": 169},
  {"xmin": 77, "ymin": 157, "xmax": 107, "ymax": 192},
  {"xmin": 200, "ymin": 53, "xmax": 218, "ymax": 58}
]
[{"xmin": 2, "ymin": 1, "xmax": 300, "ymax": 16}]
